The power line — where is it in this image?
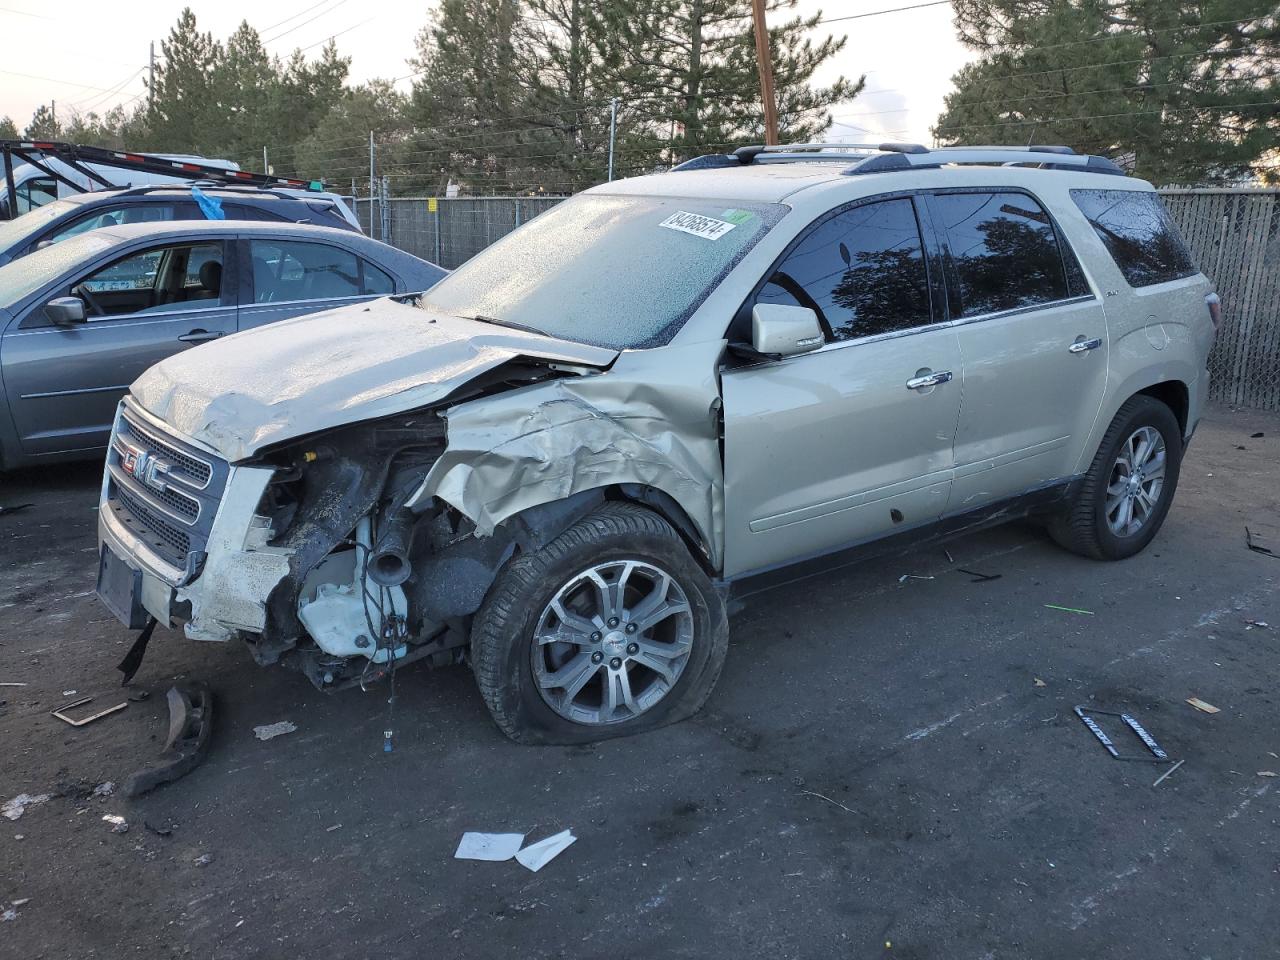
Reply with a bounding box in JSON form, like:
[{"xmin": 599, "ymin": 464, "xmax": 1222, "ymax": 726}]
[
  {"xmin": 0, "ymin": 67, "xmax": 131, "ymax": 94},
  {"xmin": 940, "ymin": 99, "xmax": 1280, "ymax": 132},
  {"xmin": 263, "ymin": 0, "xmax": 353, "ymax": 45},
  {"xmin": 817, "ymin": 0, "xmax": 952, "ymax": 24},
  {"xmin": 259, "ymin": 0, "xmax": 337, "ymax": 35},
  {"xmin": 295, "ymin": 15, "xmax": 377, "ymax": 53}
]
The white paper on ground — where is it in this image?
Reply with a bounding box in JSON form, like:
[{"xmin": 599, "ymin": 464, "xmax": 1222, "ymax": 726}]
[
  {"xmin": 454, "ymin": 832, "xmax": 525, "ymax": 861},
  {"xmin": 515, "ymin": 829, "xmax": 577, "ymax": 872}
]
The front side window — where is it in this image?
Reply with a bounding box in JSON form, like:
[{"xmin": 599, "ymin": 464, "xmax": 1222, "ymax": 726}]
[
  {"xmin": 73, "ymin": 241, "xmax": 224, "ymax": 317},
  {"xmin": 1071, "ymin": 188, "xmax": 1197, "ymax": 288},
  {"xmin": 16, "ymin": 177, "xmax": 57, "ymax": 214},
  {"xmin": 420, "ymin": 194, "xmax": 785, "ymax": 350},
  {"xmin": 249, "ymin": 239, "xmax": 360, "ymax": 303},
  {"xmin": 934, "ymin": 192, "xmax": 1069, "ymax": 317},
  {"xmin": 756, "ymin": 197, "xmax": 932, "ymax": 342}
]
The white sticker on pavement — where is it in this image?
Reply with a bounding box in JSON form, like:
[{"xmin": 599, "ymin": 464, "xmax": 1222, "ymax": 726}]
[
  {"xmin": 454, "ymin": 832, "xmax": 526, "ymax": 861},
  {"xmin": 659, "ymin": 210, "xmax": 738, "ymax": 240}
]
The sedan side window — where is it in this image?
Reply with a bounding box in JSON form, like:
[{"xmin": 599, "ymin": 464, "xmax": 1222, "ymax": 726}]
[
  {"xmin": 249, "ymin": 239, "xmax": 360, "ymax": 303},
  {"xmin": 755, "ymin": 197, "xmax": 932, "ymax": 342},
  {"xmin": 362, "ymin": 260, "xmax": 395, "ymax": 295},
  {"xmin": 933, "ymin": 192, "xmax": 1070, "ymax": 317},
  {"xmin": 72, "ymin": 241, "xmax": 225, "ymax": 318},
  {"xmin": 45, "ymin": 204, "xmax": 179, "ymax": 247}
]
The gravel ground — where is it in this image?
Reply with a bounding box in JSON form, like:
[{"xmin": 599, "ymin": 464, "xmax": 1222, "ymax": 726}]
[{"xmin": 1, "ymin": 401, "xmax": 1277, "ymax": 960}]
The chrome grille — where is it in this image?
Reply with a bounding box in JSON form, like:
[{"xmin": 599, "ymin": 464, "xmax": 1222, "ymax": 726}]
[
  {"xmin": 108, "ymin": 481, "xmax": 192, "ymax": 566},
  {"xmin": 118, "ymin": 411, "xmax": 212, "ymax": 487}
]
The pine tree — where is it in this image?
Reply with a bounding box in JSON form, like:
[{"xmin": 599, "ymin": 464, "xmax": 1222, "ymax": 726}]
[
  {"xmin": 146, "ymin": 8, "xmax": 223, "ymax": 155},
  {"xmin": 934, "ymin": 0, "xmax": 1280, "ymax": 184},
  {"xmin": 0, "ymin": 116, "xmax": 18, "ymax": 140},
  {"xmin": 23, "ymin": 105, "xmax": 61, "ymax": 139}
]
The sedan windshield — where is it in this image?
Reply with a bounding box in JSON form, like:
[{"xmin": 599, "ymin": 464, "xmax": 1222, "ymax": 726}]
[
  {"xmin": 0, "ymin": 232, "xmax": 117, "ymax": 306},
  {"xmin": 0, "ymin": 198, "xmax": 81, "ymax": 255},
  {"xmin": 419, "ymin": 194, "xmax": 785, "ymax": 349}
]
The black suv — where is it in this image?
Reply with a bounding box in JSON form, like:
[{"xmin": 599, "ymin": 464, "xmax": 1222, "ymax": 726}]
[{"xmin": 0, "ymin": 185, "xmax": 360, "ymax": 267}]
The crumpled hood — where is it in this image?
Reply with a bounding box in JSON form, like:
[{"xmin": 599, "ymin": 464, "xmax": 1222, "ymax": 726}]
[{"xmin": 130, "ymin": 299, "xmax": 617, "ymax": 462}]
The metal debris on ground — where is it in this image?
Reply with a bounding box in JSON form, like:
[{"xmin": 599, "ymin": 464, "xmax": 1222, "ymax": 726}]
[
  {"xmin": 1243, "ymin": 619, "xmax": 1270, "ymax": 629},
  {"xmin": 61, "ymin": 690, "xmax": 77, "ymax": 697},
  {"xmin": 1033, "ymin": 678, "xmax": 1047, "ymax": 687},
  {"xmin": 102, "ymin": 814, "xmax": 128, "ymax": 834},
  {"xmin": 1045, "ymin": 604, "xmax": 1094, "ymax": 615},
  {"xmin": 1258, "ymin": 771, "xmax": 1278, "ymax": 778},
  {"xmin": 193, "ymin": 854, "xmax": 212, "ymax": 866},
  {"xmin": 51, "ymin": 696, "xmax": 128, "ymax": 727},
  {"xmin": 944, "ymin": 549, "xmax": 954, "ymax": 563},
  {"xmin": 123, "ymin": 684, "xmax": 214, "ymax": 798},
  {"xmin": 454, "ymin": 832, "xmax": 526, "ymax": 862},
  {"xmin": 1152, "ymin": 759, "xmax": 1186, "ymax": 787},
  {"xmin": 515, "ymin": 829, "xmax": 577, "ymax": 873},
  {"xmin": 1074, "ymin": 706, "xmax": 1171, "ymax": 763},
  {"xmin": 253, "ymin": 720, "xmax": 298, "ymax": 741},
  {"xmin": 2, "ymin": 794, "xmax": 51, "ymax": 821},
  {"xmin": 898, "ymin": 574, "xmax": 935, "ymax": 583},
  {"xmin": 958, "ymin": 568, "xmax": 1002, "ymax": 583},
  {"xmin": 1186, "ymin": 697, "xmax": 1220, "ymax": 714},
  {"xmin": 0, "ymin": 682, "xmax": 26, "ymax": 687},
  {"xmin": 92, "ymin": 781, "xmax": 114, "ymax": 798},
  {"xmin": 1, "ymin": 908, "xmax": 16, "ymax": 922}
]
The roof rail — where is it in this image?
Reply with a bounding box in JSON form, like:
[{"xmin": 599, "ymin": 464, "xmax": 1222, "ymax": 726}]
[
  {"xmin": 1, "ymin": 139, "xmax": 324, "ymax": 220},
  {"xmin": 112, "ymin": 182, "xmax": 333, "ymax": 203},
  {"xmin": 671, "ymin": 141, "xmax": 1125, "ymax": 177}
]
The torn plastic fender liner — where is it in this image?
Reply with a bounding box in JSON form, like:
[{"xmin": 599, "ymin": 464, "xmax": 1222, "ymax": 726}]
[{"xmin": 410, "ymin": 343, "xmax": 727, "ymax": 570}]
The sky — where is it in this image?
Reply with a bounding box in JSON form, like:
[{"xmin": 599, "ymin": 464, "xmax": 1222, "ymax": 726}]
[{"xmin": 0, "ymin": 0, "xmax": 975, "ymax": 149}]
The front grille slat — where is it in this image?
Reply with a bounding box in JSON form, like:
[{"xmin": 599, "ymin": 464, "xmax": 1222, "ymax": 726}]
[{"xmin": 119, "ymin": 413, "xmax": 212, "ymax": 487}]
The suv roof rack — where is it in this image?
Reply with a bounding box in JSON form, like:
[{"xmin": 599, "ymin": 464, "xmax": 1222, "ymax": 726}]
[
  {"xmin": 672, "ymin": 141, "xmax": 1125, "ymax": 176},
  {"xmin": 107, "ymin": 181, "xmax": 335, "ymax": 204},
  {"xmin": 1, "ymin": 139, "xmax": 324, "ymax": 218}
]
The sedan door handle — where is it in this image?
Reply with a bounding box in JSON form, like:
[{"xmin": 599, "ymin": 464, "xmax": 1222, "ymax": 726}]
[
  {"xmin": 1068, "ymin": 336, "xmax": 1103, "ymax": 354},
  {"xmin": 177, "ymin": 329, "xmax": 224, "ymax": 344},
  {"xmin": 906, "ymin": 370, "xmax": 953, "ymax": 391}
]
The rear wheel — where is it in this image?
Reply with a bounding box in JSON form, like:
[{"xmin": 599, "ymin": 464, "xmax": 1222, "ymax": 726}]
[
  {"xmin": 1049, "ymin": 395, "xmax": 1183, "ymax": 560},
  {"xmin": 471, "ymin": 502, "xmax": 728, "ymax": 744}
]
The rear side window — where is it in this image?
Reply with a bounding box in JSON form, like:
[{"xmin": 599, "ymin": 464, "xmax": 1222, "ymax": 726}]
[
  {"xmin": 1071, "ymin": 189, "xmax": 1197, "ymax": 287},
  {"xmin": 225, "ymin": 203, "xmax": 292, "ymax": 223},
  {"xmin": 933, "ymin": 192, "xmax": 1070, "ymax": 317},
  {"xmin": 756, "ymin": 197, "xmax": 932, "ymax": 341},
  {"xmin": 362, "ymin": 260, "xmax": 395, "ymax": 295},
  {"xmin": 249, "ymin": 240, "xmax": 360, "ymax": 302}
]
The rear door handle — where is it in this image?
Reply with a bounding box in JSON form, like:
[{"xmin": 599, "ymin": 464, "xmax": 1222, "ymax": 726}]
[
  {"xmin": 177, "ymin": 329, "xmax": 224, "ymax": 343},
  {"xmin": 906, "ymin": 370, "xmax": 953, "ymax": 391},
  {"xmin": 1068, "ymin": 336, "xmax": 1103, "ymax": 354}
]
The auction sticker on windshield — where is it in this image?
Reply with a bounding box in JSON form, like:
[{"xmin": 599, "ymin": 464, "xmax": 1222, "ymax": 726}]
[{"xmin": 660, "ymin": 210, "xmax": 738, "ymax": 241}]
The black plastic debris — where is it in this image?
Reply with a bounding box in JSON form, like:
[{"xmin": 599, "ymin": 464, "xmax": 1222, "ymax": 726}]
[
  {"xmin": 1250, "ymin": 431, "xmax": 1265, "ymax": 438},
  {"xmin": 1245, "ymin": 527, "xmax": 1279, "ymax": 560},
  {"xmin": 117, "ymin": 617, "xmax": 157, "ymax": 686},
  {"xmin": 122, "ymin": 684, "xmax": 214, "ymax": 798},
  {"xmin": 0, "ymin": 503, "xmax": 33, "ymax": 518},
  {"xmin": 957, "ymin": 568, "xmax": 1002, "ymax": 583}
]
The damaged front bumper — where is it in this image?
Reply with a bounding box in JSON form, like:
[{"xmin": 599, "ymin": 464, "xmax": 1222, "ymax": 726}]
[{"xmin": 97, "ymin": 399, "xmax": 291, "ymax": 643}]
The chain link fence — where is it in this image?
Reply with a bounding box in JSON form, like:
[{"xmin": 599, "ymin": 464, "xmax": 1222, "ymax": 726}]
[
  {"xmin": 1161, "ymin": 188, "xmax": 1280, "ymax": 412},
  {"xmin": 358, "ymin": 189, "xmax": 1280, "ymax": 412}
]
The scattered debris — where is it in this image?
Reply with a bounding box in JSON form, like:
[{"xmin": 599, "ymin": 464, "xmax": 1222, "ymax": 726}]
[
  {"xmin": 253, "ymin": 720, "xmax": 297, "ymax": 741},
  {"xmin": 92, "ymin": 781, "xmax": 115, "ymax": 798},
  {"xmin": 0, "ymin": 503, "xmax": 33, "ymax": 518},
  {"xmin": 144, "ymin": 821, "xmax": 173, "ymax": 837},
  {"xmin": 1186, "ymin": 697, "xmax": 1220, "ymax": 714},
  {"xmin": 193, "ymin": 854, "xmax": 213, "ymax": 867},
  {"xmin": 51, "ymin": 696, "xmax": 128, "ymax": 727},
  {"xmin": 1, "ymin": 908, "xmax": 16, "ymax": 923},
  {"xmin": 1258, "ymin": 771, "xmax": 1278, "ymax": 778},
  {"xmin": 1243, "ymin": 619, "xmax": 1270, "ymax": 629},
  {"xmin": 127, "ymin": 690, "xmax": 150, "ymax": 702},
  {"xmin": 898, "ymin": 574, "xmax": 935, "ymax": 583},
  {"xmin": 1152, "ymin": 759, "xmax": 1186, "ymax": 787},
  {"xmin": 61, "ymin": 690, "xmax": 77, "ymax": 697},
  {"xmin": 1045, "ymin": 604, "xmax": 1094, "ymax": 615},
  {"xmin": 1074, "ymin": 706, "xmax": 1170, "ymax": 762},
  {"xmin": 0, "ymin": 682, "xmax": 26, "ymax": 687},
  {"xmin": 117, "ymin": 617, "xmax": 157, "ymax": 686},
  {"xmin": 515, "ymin": 830, "xmax": 577, "ymax": 873},
  {"xmin": 326, "ymin": 824, "xmax": 342, "ymax": 832},
  {"xmin": 102, "ymin": 814, "xmax": 129, "ymax": 834},
  {"xmin": 1245, "ymin": 527, "xmax": 1278, "ymax": 559},
  {"xmin": 800, "ymin": 789, "xmax": 856, "ymax": 814},
  {"xmin": 454, "ymin": 832, "xmax": 526, "ymax": 862},
  {"xmin": 944, "ymin": 549, "xmax": 954, "ymax": 563},
  {"xmin": 1033, "ymin": 678, "xmax": 1047, "ymax": 687},
  {"xmin": 2, "ymin": 794, "xmax": 51, "ymax": 821},
  {"xmin": 1250, "ymin": 431, "xmax": 1264, "ymax": 438},
  {"xmin": 11, "ymin": 900, "xmax": 29, "ymax": 907},
  {"xmin": 123, "ymin": 684, "xmax": 214, "ymax": 798},
  {"xmin": 959, "ymin": 568, "xmax": 1002, "ymax": 583}
]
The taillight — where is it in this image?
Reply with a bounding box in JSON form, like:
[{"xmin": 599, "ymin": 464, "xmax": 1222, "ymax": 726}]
[{"xmin": 1205, "ymin": 292, "xmax": 1222, "ymax": 333}]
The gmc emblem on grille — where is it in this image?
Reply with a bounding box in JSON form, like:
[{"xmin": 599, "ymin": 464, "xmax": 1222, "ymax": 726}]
[{"xmin": 120, "ymin": 443, "xmax": 171, "ymax": 493}]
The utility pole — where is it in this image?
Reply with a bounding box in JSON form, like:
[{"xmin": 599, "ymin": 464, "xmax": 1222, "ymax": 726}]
[
  {"xmin": 263, "ymin": 146, "xmax": 269, "ymax": 174},
  {"xmin": 750, "ymin": 0, "xmax": 779, "ymax": 146},
  {"xmin": 607, "ymin": 98, "xmax": 619, "ymax": 182},
  {"xmin": 368, "ymin": 131, "xmax": 375, "ymax": 233},
  {"xmin": 149, "ymin": 41, "xmax": 155, "ymax": 108}
]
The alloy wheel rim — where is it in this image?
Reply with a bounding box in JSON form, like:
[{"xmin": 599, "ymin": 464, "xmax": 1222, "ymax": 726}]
[
  {"xmin": 531, "ymin": 560, "xmax": 694, "ymax": 725},
  {"xmin": 1105, "ymin": 425, "xmax": 1167, "ymax": 538}
]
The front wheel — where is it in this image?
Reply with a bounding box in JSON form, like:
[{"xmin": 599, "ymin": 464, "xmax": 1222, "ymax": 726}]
[
  {"xmin": 471, "ymin": 502, "xmax": 728, "ymax": 744},
  {"xmin": 1049, "ymin": 395, "xmax": 1183, "ymax": 560}
]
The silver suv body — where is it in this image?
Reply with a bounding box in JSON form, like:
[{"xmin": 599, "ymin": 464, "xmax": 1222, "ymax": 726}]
[{"xmin": 95, "ymin": 145, "xmax": 1217, "ymax": 743}]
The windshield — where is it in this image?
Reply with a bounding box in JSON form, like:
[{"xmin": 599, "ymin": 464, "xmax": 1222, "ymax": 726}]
[
  {"xmin": 420, "ymin": 194, "xmax": 785, "ymax": 349},
  {"xmin": 0, "ymin": 198, "xmax": 81, "ymax": 255},
  {"xmin": 0, "ymin": 232, "xmax": 117, "ymax": 306}
]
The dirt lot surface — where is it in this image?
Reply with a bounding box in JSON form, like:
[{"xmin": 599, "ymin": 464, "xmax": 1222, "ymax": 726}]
[{"xmin": 1, "ymin": 402, "xmax": 1277, "ymax": 959}]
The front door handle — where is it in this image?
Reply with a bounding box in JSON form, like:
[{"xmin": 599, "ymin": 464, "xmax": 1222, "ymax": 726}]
[
  {"xmin": 1068, "ymin": 336, "xmax": 1103, "ymax": 354},
  {"xmin": 906, "ymin": 370, "xmax": 953, "ymax": 391},
  {"xmin": 177, "ymin": 329, "xmax": 224, "ymax": 344}
]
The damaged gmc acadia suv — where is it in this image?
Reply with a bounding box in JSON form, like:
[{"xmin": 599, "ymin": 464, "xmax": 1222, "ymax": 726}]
[{"xmin": 96, "ymin": 143, "xmax": 1218, "ymax": 743}]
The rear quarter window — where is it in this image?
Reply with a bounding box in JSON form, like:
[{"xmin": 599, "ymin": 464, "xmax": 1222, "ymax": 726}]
[{"xmin": 1070, "ymin": 189, "xmax": 1198, "ymax": 287}]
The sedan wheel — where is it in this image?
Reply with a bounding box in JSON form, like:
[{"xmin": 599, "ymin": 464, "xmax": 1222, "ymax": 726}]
[{"xmin": 1104, "ymin": 425, "xmax": 1167, "ymax": 538}]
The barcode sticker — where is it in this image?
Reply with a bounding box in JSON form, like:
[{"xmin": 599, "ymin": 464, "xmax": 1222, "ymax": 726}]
[{"xmin": 659, "ymin": 210, "xmax": 738, "ymax": 241}]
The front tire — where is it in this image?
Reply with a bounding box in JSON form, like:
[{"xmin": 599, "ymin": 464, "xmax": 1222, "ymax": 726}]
[
  {"xmin": 1049, "ymin": 395, "xmax": 1183, "ymax": 560},
  {"xmin": 471, "ymin": 502, "xmax": 728, "ymax": 744}
]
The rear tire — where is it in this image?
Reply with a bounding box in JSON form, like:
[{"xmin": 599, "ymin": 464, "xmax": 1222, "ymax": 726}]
[
  {"xmin": 471, "ymin": 502, "xmax": 728, "ymax": 744},
  {"xmin": 1049, "ymin": 395, "xmax": 1183, "ymax": 560}
]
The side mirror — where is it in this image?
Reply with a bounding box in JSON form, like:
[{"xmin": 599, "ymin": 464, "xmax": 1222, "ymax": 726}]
[
  {"xmin": 751, "ymin": 303, "xmax": 824, "ymax": 357},
  {"xmin": 45, "ymin": 296, "xmax": 87, "ymax": 326},
  {"xmin": 36, "ymin": 239, "xmax": 54, "ymax": 250}
]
